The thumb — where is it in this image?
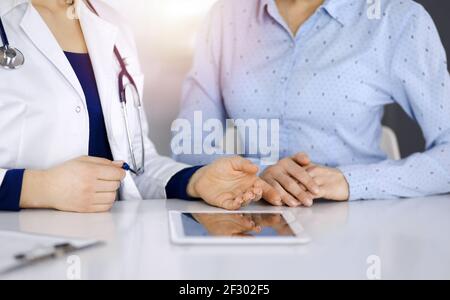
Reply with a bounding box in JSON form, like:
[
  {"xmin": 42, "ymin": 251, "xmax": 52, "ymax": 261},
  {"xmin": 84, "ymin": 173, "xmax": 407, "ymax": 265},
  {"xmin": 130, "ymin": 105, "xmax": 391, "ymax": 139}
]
[
  {"xmin": 230, "ymin": 157, "xmax": 259, "ymax": 174},
  {"xmin": 112, "ymin": 161, "xmax": 126, "ymax": 168}
]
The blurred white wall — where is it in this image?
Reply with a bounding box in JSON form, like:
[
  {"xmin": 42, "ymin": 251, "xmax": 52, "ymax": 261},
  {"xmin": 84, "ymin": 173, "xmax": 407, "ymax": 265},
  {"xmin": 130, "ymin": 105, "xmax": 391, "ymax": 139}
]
[{"xmin": 115, "ymin": 0, "xmax": 217, "ymax": 155}]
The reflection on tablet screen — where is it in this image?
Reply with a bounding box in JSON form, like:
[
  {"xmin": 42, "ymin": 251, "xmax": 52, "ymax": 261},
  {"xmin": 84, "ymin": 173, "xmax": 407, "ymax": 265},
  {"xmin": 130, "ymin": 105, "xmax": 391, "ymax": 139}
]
[{"xmin": 182, "ymin": 213, "xmax": 295, "ymax": 238}]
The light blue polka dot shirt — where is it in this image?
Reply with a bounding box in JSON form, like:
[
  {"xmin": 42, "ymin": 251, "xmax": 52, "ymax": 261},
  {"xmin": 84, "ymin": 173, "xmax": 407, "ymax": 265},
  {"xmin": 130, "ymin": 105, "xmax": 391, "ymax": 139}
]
[{"xmin": 174, "ymin": 0, "xmax": 450, "ymax": 201}]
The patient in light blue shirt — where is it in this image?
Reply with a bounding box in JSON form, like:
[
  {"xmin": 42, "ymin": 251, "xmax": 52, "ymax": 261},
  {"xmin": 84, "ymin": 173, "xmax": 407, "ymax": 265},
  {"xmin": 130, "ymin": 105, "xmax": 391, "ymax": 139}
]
[{"xmin": 174, "ymin": 0, "xmax": 450, "ymax": 204}]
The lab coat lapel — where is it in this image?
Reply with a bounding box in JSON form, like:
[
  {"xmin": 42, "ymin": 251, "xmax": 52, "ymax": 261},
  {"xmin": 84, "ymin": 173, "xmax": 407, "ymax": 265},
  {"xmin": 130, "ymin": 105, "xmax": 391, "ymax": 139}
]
[
  {"xmin": 77, "ymin": 4, "xmax": 142, "ymax": 199},
  {"xmin": 78, "ymin": 1, "xmax": 118, "ymax": 141},
  {"xmin": 19, "ymin": 2, "xmax": 86, "ymax": 105}
]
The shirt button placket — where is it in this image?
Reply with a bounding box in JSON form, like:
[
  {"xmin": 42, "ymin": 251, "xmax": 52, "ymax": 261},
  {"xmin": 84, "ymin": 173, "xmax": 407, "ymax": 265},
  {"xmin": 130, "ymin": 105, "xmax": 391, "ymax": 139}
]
[{"xmin": 280, "ymin": 39, "xmax": 297, "ymax": 159}]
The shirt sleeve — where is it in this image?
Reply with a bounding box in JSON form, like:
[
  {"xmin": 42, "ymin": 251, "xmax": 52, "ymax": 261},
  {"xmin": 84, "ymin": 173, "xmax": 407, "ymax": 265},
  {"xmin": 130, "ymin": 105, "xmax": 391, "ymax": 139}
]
[
  {"xmin": 165, "ymin": 166, "xmax": 204, "ymax": 200},
  {"xmin": 0, "ymin": 169, "xmax": 25, "ymax": 211},
  {"xmin": 172, "ymin": 2, "xmax": 230, "ymax": 166},
  {"xmin": 339, "ymin": 7, "xmax": 450, "ymax": 200}
]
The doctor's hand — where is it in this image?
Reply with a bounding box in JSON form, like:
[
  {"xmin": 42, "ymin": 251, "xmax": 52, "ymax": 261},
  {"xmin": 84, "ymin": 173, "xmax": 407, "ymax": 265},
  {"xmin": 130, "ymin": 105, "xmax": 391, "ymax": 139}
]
[
  {"xmin": 20, "ymin": 156, "xmax": 126, "ymax": 213},
  {"xmin": 187, "ymin": 157, "xmax": 276, "ymax": 210},
  {"xmin": 261, "ymin": 153, "xmax": 320, "ymax": 207}
]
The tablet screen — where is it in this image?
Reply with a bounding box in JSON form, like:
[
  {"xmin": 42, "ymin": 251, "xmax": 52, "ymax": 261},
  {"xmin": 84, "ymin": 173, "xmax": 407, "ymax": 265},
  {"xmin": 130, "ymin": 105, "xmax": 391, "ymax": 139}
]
[{"xmin": 181, "ymin": 213, "xmax": 295, "ymax": 238}]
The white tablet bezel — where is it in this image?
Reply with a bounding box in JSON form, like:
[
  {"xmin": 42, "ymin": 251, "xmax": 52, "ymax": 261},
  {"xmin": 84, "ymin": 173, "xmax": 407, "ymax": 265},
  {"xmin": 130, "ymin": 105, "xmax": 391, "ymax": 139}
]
[{"xmin": 169, "ymin": 211, "xmax": 311, "ymax": 245}]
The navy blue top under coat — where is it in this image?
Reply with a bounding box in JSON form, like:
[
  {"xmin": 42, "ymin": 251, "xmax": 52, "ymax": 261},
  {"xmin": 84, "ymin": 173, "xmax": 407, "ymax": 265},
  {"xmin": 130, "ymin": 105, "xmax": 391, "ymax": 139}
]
[{"xmin": 65, "ymin": 51, "xmax": 114, "ymax": 161}]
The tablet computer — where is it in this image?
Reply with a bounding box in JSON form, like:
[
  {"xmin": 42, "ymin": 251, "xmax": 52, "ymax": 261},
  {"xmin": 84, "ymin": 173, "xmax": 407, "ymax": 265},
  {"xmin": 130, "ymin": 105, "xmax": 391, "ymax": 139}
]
[{"xmin": 169, "ymin": 211, "xmax": 310, "ymax": 245}]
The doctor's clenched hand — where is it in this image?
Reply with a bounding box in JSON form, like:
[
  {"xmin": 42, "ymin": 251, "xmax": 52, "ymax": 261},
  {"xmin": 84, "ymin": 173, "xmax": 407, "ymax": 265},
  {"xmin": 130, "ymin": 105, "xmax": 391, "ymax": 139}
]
[
  {"xmin": 186, "ymin": 157, "xmax": 278, "ymax": 210},
  {"xmin": 20, "ymin": 156, "xmax": 125, "ymax": 213}
]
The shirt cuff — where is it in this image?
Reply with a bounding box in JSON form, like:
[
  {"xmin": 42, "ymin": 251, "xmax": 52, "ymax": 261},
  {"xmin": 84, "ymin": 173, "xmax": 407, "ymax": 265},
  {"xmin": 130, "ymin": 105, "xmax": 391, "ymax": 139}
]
[
  {"xmin": 165, "ymin": 166, "xmax": 204, "ymax": 201},
  {"xmin": 0, "ymin": 169, "xmax": 25, "ymax": 211},
  {"xmin": 338, "ymin": 165, "xmax": 379, "ymax": 201}
]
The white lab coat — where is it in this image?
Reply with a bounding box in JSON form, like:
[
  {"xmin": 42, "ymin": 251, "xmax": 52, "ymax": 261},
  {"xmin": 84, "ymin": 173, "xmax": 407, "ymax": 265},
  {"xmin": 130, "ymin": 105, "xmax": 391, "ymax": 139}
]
[{"xmin": 0, "ymin": 0, "xmax": 189, "ymax": 200}]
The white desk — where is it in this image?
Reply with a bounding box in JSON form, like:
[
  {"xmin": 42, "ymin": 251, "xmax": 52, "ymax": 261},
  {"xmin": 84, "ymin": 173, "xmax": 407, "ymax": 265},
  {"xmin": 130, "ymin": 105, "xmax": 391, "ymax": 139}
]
[{"xmin": 1, "ymin": 196, "xmax": 449, "ymax": 280}]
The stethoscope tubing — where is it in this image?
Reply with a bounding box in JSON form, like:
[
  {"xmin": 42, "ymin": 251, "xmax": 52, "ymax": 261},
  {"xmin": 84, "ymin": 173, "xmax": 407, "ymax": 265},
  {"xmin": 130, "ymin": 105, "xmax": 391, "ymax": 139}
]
[{"xmin": 0, "ymin": 17, "xmax": 9, "ymax": 47}]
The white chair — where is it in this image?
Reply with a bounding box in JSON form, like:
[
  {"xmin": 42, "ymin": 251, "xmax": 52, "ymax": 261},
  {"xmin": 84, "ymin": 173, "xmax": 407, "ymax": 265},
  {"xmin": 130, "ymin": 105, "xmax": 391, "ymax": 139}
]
[
  {"xmin": 381, "ymin": 126, "xmax": 401, "ymax": 160},
  {"xmin": 223, "ymin": 125, "xmax": 401, "ymax": 160}
]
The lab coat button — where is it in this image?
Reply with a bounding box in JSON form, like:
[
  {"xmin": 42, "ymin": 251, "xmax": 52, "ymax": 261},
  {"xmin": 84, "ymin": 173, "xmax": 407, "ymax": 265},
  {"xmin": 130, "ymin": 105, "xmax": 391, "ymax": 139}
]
[{"xmin": 75, "ymin": 106, "xmax": 81, "ymax": 113}]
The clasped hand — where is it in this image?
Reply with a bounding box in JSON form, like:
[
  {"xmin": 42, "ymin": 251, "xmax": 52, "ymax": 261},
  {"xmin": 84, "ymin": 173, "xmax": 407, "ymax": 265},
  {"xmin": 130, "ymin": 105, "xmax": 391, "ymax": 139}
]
[{"xmin": 261, "ymin": 153, "xmax": 350, "ymax": 207}]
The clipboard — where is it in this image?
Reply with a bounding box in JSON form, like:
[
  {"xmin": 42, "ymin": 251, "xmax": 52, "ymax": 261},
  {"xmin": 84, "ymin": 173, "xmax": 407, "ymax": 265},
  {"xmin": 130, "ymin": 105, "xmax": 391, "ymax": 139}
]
[{"xmin": 0, "ymin": 230, "xmax": 103, "ymax": 275}]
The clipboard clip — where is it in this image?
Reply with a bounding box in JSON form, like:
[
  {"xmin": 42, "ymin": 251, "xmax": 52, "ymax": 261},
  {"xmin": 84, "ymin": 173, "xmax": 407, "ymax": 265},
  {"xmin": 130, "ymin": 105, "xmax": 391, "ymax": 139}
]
[{"xmin": 14, "ymin": 243, "xmax": 78, "ymax": 263}]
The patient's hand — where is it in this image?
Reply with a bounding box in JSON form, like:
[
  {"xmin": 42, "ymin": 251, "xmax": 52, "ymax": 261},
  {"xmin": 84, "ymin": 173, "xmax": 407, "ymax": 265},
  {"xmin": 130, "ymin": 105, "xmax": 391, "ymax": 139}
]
[
  {"xmin": 261, "ymin": 153, "xmax": 320, "ymax": 207},
  {"xmin": 187, "ymin": 157, "xmax": 275, "ymax": 210},
  {"xmin": 305, "ymin": 165, "xmax": 349, "ymax": 201}
]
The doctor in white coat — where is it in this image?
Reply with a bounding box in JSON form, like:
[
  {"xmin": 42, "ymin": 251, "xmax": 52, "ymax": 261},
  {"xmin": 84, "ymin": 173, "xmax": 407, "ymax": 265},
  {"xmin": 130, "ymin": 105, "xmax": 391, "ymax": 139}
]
[{"xmin": 0, "ymin": 0, "xmax": 279, "ymax": 213}]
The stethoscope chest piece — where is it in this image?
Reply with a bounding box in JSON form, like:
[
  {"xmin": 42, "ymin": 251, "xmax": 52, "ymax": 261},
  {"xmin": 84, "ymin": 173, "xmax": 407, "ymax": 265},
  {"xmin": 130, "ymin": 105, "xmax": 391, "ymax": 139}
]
[{"xmin": 0, "ymin": 45, "xmax": 24, "ymax": 70}]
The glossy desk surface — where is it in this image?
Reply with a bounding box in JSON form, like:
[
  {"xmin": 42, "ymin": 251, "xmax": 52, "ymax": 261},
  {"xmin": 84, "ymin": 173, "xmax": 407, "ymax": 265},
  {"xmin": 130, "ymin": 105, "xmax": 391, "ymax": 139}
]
[{"xmin": 1, "ymin": 196, "xmax": 449, "ymax": 280}]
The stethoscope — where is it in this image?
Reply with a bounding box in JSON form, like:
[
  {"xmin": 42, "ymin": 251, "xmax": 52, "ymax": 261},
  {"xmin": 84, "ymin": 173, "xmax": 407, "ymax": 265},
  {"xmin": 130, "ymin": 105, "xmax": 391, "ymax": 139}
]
[
  {"xmin": 0, "ymin": 0, "xmax": 145, "ymax": 175},
  {"xmin": 85, "ymin": 0, "xmax": 146, "ymax": 176},
  {"xmin": 0, "ymin": 17, "xmax": 25, "ymax": 69}
]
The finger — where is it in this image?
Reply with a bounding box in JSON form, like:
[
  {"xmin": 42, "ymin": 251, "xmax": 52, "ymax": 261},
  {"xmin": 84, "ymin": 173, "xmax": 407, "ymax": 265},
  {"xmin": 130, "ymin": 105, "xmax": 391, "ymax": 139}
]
[
  {"xmin": 254, "ymin": 214, "xmax": 281, "ymax": 227},
  {"xmin": 258, "ymin": 179, "xmax": 282, "ymax": 206},
  {"xmin": 239, "ymin": 215, "xmax": 257, "ymax": 229},
  {"xmin": 243, "ymin": 191, "xmax": 255, "ymax": 201},
  {"xmin": 306, "ymin": 165, "xmax": 322, "ymax": 177},
  {"xmin": 277, "ymin": 173, "xmax": 313, "ymax": 206},
  {"xmin": 112, "ymin": 161, "xmax": 126, "ymax": 168},
  {"xmin": 220, "ymin": 195, "xmax": 243, "ymax": 210},
  {"xmin": 265, "ymin": 213, "xmax": 283, "ymax": 224},
  {"xmin": 95, "ymin": 165, "xmax": 126, "ymax": 181},
  {"xmin": 271, "ymin": 180, "xmax": 301, "ymax": 208},
  {"xmin": 232, "ymin": 233, "xmax": 255, "ymax": 237},
  {"xmin": 231, "ymin": 157, "xmax": 259, "ymax": 174},
  {"xmin": 292, "ymin": 179, "xmax": 316, "ymax": 206},
  {"xmin": 233, "ymin": 195, "xmax": 245, "ymax": 208},
  {"xmin": 90, "ymin": 204, "xmax": 114, "ymax": 213},
  {"xmin": 93, "ymin": 192, "xmax": 117, "ymax": 205},
  {"xmin": 251, "ymin": 186, "xmax": 263, "ymax": 202},
  {"xmin": 80, "ymin": 202, "xmax": 115, "ymax": 213},
  {"xmin": 293, "ymin": 190, "xmax": 314, "ymax": 207},
  {"xmin": 311, "ymin": 176, "xmax": 326, "ymax": 186},
  {"xmin": 95, "ymin": 180, "xmax": 121, "ymax": 193},
  {"xmin": 241, "ymin": 199, "xmax": 253, "ymax": 208},
  {"xmin": 231, "ymin": 188, "xmax": 245, "ymax": 199},
  {"xmin": 299, "ymin": 190, "xmax": 314, "ymax": 207},
  {"xmin": 242, "ymin": 191, "xmax": 255, "ymax": 206},
  {"xmin": 233, "ymin": 215, "xmax": 259, "ymax": 232},
  {"xmin": 292, "ymin": 152, "xmax": 311, "ymax": 166},
  {"xmin": 78, "ymin": 156, "xmax": 114, "ymax": 166},
  {"xmin": 286, "ymin": 160, "xmax": 320, "ymax": 195}
]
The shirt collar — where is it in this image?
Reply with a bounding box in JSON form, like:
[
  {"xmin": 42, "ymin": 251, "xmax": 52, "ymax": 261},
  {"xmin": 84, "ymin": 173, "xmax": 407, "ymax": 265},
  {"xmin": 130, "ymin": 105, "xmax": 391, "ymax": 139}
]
[
  {"xmin": 258, "ymin": 0, "xmax": 354, "ymax": 27},
  {"xmin": 257, "ymin": 0, "xmax": 271, "ymax": 23}
]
